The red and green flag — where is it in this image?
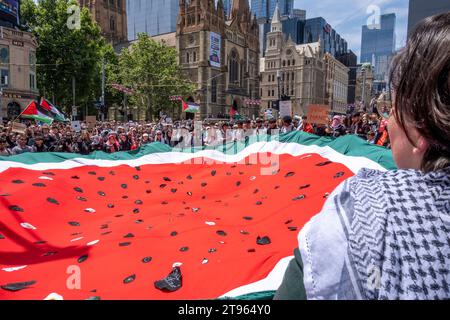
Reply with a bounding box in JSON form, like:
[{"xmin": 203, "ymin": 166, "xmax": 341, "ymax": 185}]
[
  {"xmin": 0, "ymin": 132, "xmax": 395, "ymax": 300},
  {"xmin": 182, "ymin": 100, "xmax": 200, "ymax": 113},
  {"xmin": 20, "ymin": 101, "xmax": 54, "ymax": 125},
  {"xmin": 40, "ymin": 98, "xmax": 68, "ymax": 122}
]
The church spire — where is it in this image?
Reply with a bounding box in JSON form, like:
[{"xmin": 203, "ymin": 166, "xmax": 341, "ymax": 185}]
[{"xmin": 271, "ymin": 1, "xmax": 282, "ymax": 32}]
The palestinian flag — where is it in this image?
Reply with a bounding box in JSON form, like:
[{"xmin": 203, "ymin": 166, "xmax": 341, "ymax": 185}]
[
  {"xmin": 0, "ymin": 132, "xmax": 395, "ymax": 300},
  {"xmin": 40, "ymin": 98, "xmax": 69, "ymax": 122},
  {"xmin": 182, "ymin": 100, "xmax": 200, "ymax": 113},
  {"xmin": 20, "ymin": 101, "xmax": 54, "ymax": 125}
]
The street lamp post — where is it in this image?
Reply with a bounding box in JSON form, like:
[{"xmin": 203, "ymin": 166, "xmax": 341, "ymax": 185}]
[{"xmin": 0, "ymin": 75, "xmax": 8, "ymax": 123}]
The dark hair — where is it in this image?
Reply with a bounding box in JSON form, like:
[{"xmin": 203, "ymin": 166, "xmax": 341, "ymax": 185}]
[{"xmin": 389, "ymin": 12, "xmax": 450, "ymax": 172}]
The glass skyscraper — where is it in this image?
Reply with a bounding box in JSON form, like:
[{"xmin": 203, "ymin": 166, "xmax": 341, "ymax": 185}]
[
  {"xmin": 251, "ymin": 0, "xmax": 293, "ymax": 20},
  {"xmin": 223, "ymin": 0, "xmax": 233, "ymax": 19},
  {"xmin": 303, "ymin": 17, "xmax": 348, "ymax": 57},
  {"xmin": 127, "ymin": 0, "xmax": 179, "ymax": 40},
  {"xmin": 360, "ymin": 13, "xmax": 396, "ymax": 92}
]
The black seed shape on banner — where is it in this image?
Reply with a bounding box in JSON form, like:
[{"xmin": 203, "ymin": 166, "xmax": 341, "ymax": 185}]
[
  {"xmin": 9, "ymin": 205, "xmax": 24, "ymax": 212},
  {"xmin": 100, "ymin": 224, "xmax": 108, "ymax": 229},
  {"xmin": 171, "ymin": 188, "xmax": 177, "ymax": 193},
  {"xmin": 0, "ymin": 234, "xmax": 5, "ymax": 239},
  {"xmin": 74, "ymin": 187, "xmax": 83, "ymax": 193},
  {"xmin": 192, "ymin": 207, "xmax": 199, "ymax": 213},
  {"xmin": 160, "ymin": 184, "xmax": 167, "ymax": 189},
  {"xmin": 119, "ymin": 242, "xmax": 131, "ymax": 247},
  {"xmin": 107, "ymin": 204, "xmax": 115, "ymax": 209},
  {"xmin": 101, "ymin": 231, "xmax": 112, "ymax": 236},
  {"xmin": 285, "ymin": 172, "xmax": 295, "ymax": 178},
  {"xmin": 240, "ymin": 230, "xmax": 250, "ymax": 235},
  {"xmin": 42, "ymin": 251, "xmax": 58, "ymax": 257},
  {"xmin": 32, "ymin": 183, "xmax": 46, "ymax": 187},
  {"xmin": 0, "ymin": 193, "xmax": 10, "ymax": 196},
  {"xmin": 248, "ymin": 249, "xmax": 256, "ymax": 253},
  {"xmin": 71, "ymin": 176, "xmax": 80, "ymax": 179},
  {"xmin": 135, "ymin": 200, "xmax": 143, "ymax": 205},
  {"xmin": 109, "ymin": 171, "xmax": 116, "ymax": 176},
  {"xmin": 124, "ymin": 233, "xmax": 134, "ymax": 238},
  {"xmin": 122, "ymin": 196, "xmax": 129, "ymax": 199},
  {"xmin": 135, "ymin": 166, "xmax": 141, "ymax": 171},
  {"xmin": 77, "ymin": 255, "xmax": 88, "ymax": 263},
  {"xmin": 216, "ymin": 230, "xmax": 227, "ymax": 236},
  {"xmin": 123, "ymin": 274, "xmax": 136, "ymax": 284},
  {"xmin": 97, "ymin": 177, "xmax": 105, "ymax": 181},
  {"xmin": 145, "ymin": 181, "xmax": 150, "ymax": 184},
  {"xmin": 163, "ymin": 177, "xmax": 172, "ymax": 182},
  {"xmin": 299, "ymin": 184, "xmax": 311, "ymax": 190},
  {"xmin": 211, "ymin": 170, "xmax": 216, "ymax": 176},
  {"xmin": 186, "ymin": 175, "xmax": 192, "ymax": 180},
  {"xmin": 154, "ymin": 267, "xmax": 182, "ymax": 292},
  {"xmin": 180, "ymin": 246, "xmax": 189, "ymax": 252},
  {"xmin": 34, "ymin": 241, "xmax": 45, "ymax": 244},
  {"xmin": 86, "ymin": 296, "xmax": 101, "ymax": 300},
  {"xmin": 243, "ymin": 216, "xmax": 253, "ymax": 220},
  {"xmin": 178, "ymin": 181, "xmax": 184, "ymax": 185},
  {"xmin": 253, "ymin": 189, "xmax": 259, "ymax": 194},
  {"xmin": 288, "ymin": 227, "xmax": 298, "ymax": 231},
  {"xmin": 334, "ymin": 172, "xmax": 345, "ymax": 178},
  {"xmin": 47, "ymin": 198, "xmax": 59, "ymax": 205},
  {"xmin": 133, "ymin": 175, "xmax": 139, "ymax": 180},
  {"xmin": 88, "ymin": 171, "xmax": 96, "ymax": 175},
  {"xmin": 142, "ymin": 256, "xmax": 152, "ymax": 263},
  {"xmin": 316, "ymin": 161, "xmax": 332, "ymax": 167},
  {"xmin": 12, "ymin": 180, "xmax": 24, "ymax": 184},
  {"xmin": 77, "ymin": 196, "xmax": 87, "ymax": 202},
  {"xmin": 202, "ymin": 196, "xmax": 206, "ymax": 200},
  {"xmin": 146, "ymin": 190, "xmax": 152, "ymax": 194},
  {"xmin": 292, "ymin": 195, "xmax": 306, "ymax": 201},
  {"xmin": 70, "ymin": 233, "xmax": 82, "ymax": 236},
  {"xmin": 239, "ymin": 172, "xmax": 244, "ymax": 175},
  {"xmin": 98, "ymin": 191, "xmax": 106, "ymax": 197},
  {"xmin": 187, "ymin": 191, "xmax": 193, "ymax": 196},
  {"xmin": 256, "ymin": 201, "xmax": 263, "ymax": 205},
  {"xmin": 236, "ymin": 181, "xmax": 241, "ymax": 187},
  {"xmin": 323, "ymin": 193, "xmax": 330, "ymax": 199},
  {"xmin": 121, "ymin": 184, "xmax": 128, "ymax": 189},
  {"xmin": 208, "ymin": 248, "xmax": 217, "ymax": 253},
  {"xmin": 43, "ymin": 172, "xmax": 55, "ymax": 176},
  {"xmin": 257, "ymin": 236, "xmax": 271, "ymax": 245},
  {"xmin": 162, "ymin": 201, "xmax": 168, "ymax": 205},
  {"xmin": 226, "ymin": 172, "xmax": 232, "ymax": 176},
  {"xmin": 115, "ymin": 214, "xmax": 124, "ymax": 218},
  {"xmin": 285, "ymin": 220, "xmax": 293, "ymax": 224},
  {"xmin": 170, "ymin": 231, "xmax": 178, "ymax": 237},
  {"xmin": 135, "ymin": 219, "xmax": 143, "ymax": 224},
  {"xmin": 1, "ymin": 281, "xmax": 36, "ymax": 292},
  {"xmin": 201, "ymin": 182, "xmax": 207, "ymax": 187},
  {"xmin": 274, "ymin": 186, "xmax": 280, "ymax": 190}
]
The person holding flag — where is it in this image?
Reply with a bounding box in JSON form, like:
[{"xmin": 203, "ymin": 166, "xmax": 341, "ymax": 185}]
[{"xmin": 39, "ymin": 98, "xmax": 69, "ymax": 122}]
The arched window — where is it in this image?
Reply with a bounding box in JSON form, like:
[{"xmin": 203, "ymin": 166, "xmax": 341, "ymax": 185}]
[
  {"xmin": 211, "ymin": 79, "xmax": 217, "ymax": 103},
  {"xmin": 292, "ymin": 60, "xmax": 295, "ymax": 65},
  {"xmin": 193, "ymin": 51, "xmax": 196, "ymax": 62},
  {"xmin": 229, "ymin": 50, "xmax": 239, "ymax": 84},
  {"xmin": 186, "ymin": 52, "xmax": 190, "ymax": 63},
  {"xmin": 288, "ymin": 60, "xmax": 291, "ymax": 66},
  {"xmin": 282, "ymin": 60, "xmax": 286, "ymax": 67}
]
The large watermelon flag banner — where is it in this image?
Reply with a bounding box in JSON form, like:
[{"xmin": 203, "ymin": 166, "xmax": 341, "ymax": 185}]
[{"xmin": 0, "ymin": 132, "xmax": 395, "ymax": 300}]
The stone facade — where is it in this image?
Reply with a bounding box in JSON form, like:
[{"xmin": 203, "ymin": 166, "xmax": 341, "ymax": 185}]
[
  {"xmin": 0, "ymin": 27, "xmax": 38, "ymax": 121},
  {"xmin": 176, "ymin": 0, "xmax": 260, "ymax": 119},
  {"xmin": 259, "ymin": 5, "xmax": 325, "ymax": 116},
  {"xmin": 324, "ymin": 53, "xmax": 349, "ymax": 114},
  {"xmin": 78, "ymin": 0, "xmax": 128, "ymax": 46},
  {"xmin": 355, "ymin": 63, "xmax": 374, "ymax": 110}
]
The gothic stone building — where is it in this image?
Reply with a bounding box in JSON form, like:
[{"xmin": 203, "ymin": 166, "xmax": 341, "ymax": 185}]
[
  {"xmin": 78, "ymin": 0, "xmax": 128, "ymax": 46},
  {"xmin": 176, "ymin": 0, "xmax": 260, "ymax": 119},
  {"xmin": 260, "ymin": 5, "xmax": 325, "ymax": 116}
]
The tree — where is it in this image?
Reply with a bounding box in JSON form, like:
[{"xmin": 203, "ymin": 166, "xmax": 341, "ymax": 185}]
[
  {"xmin": 20, "ymin": 0, "xmax": 111, "ymax": 114},
  {"xmin": 114, "ymin": 33, "xmax": 195, "ymax": 121}
]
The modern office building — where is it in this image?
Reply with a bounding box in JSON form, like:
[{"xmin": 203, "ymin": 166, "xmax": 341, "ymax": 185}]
[
  {"xmin": 127, "ymin": 0, "xmax": 179, "ymax": 40},
  {"xmin": 251, "ymin": 0, "xmax": 293, "ymax": 21},
  {"xmin": 336, "ymin": 50, "xmax": 357, "ymax": 104},
  {"xmin": 408, "ymin": 0, "xmax": 450, "ymax": 38},
  {"xmin": 223, "ymin": 0, "xmax": 233, "ymax": 18},
  {"xmin": 304, "ymin": 17, "xmax": 348, "ymax": 57},
  {"xmin": 360, "ymin": 13, "xmax": 396, "ymax": 93}
]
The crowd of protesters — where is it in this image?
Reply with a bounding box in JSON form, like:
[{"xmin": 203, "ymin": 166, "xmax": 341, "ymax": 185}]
[{"xmin": 0, "ymin": 107, "xmax": 391, "ymax": 157}]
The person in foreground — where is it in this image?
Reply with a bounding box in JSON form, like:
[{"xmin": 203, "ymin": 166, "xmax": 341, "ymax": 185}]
[{"xmin": 274, "ymin": 12, "xmax": 450, "ymax": 300}]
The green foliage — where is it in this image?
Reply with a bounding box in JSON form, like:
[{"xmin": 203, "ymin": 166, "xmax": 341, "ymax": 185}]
[
  {"xmin": 20, "ymin": 0, "xmax": 112, "ymax": 113},
  {"xmin": 111, "ymin": 33, "xmax": 195, "ymax": 121}
]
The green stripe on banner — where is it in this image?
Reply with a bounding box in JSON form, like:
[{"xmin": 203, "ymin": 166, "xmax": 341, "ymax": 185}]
[{"xmin": 0, "ymin": 132, "xmax": 396, "ymax": 170}]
